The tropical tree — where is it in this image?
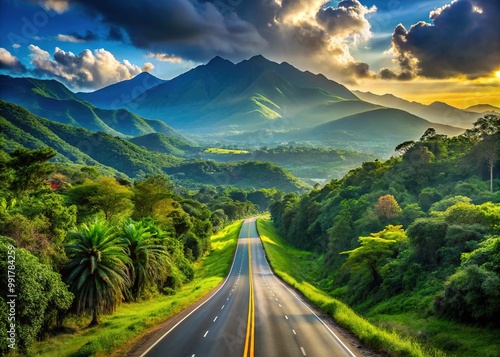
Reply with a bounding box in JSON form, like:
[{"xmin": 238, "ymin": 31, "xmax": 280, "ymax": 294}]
[
  {"xmin": 120, "ymin": 219, "xmax": 169, "ymax": 300},
  {"xmin": 64, "ymin": 219, "xmax": 131, "ymax": 326},
  {"xmin": 466, "ymin": 115, "xmax": 500, "ymax": 192},
  {"xmin": 374, "ymin": 194, "xmax": 402, "ymax": 220},
  {"xmin": 341, "ymin": 225, "xmax": 407, "ymax": 286},
  {"xmin": 9, "ymin": 147, "xmax": 56, "ymax": 194},
  {"xmin": 132, "ymin": 174, "xmax": 173, "ymax": 219}
]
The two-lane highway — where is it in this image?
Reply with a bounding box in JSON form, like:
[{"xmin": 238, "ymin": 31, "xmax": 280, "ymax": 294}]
[{"xmin": 141, "ymin": 218, "xmax": 356, "ymax": 357}]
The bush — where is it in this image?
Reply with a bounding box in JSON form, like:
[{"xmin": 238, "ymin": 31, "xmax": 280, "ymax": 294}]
[
  {"xmin": 0, "ymin": 236, "xmax": 73, "ymax": 353},
  {"xmin": 436, "ymin": 265, "xmax": 500, "ymax": 325}
]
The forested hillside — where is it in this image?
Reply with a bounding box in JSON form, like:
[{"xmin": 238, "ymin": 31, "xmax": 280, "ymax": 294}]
[
  {"xmin": 203, "ymin": 146, "xmax": 377, "ymax": 180},
  {"xmin": 0, "ymin": 146, "xmax": 285, "ymax": 354},
  {"xmin": 270, "ymin": 115, "xmax": 500, "ymax": 355},
  {"xmin": 0, "ymin": 100, "xmax": 306, "ymax": 192}
]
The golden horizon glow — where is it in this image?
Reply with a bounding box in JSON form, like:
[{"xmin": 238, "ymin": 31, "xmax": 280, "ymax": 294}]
[{"xmin": 350, "ymin": 77, "xmax": 500, "ymax": 109}]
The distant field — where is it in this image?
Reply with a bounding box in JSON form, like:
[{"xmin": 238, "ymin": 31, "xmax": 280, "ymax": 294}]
[{"xmin": 204, "ymin": 147, "xmax": 250, "ymax": 154}]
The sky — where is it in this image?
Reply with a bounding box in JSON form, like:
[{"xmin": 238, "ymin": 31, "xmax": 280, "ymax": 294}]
[{"xmin": 0, "ymin": 0, "xmax": 499, "ymax": 108}]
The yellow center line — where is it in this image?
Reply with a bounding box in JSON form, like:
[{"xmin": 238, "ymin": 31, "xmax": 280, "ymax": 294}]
[{"xmin": 243, "ymin": 222, "xmax": 255, "ymax": 357}]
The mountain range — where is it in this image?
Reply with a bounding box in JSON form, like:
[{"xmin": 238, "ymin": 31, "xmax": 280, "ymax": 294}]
[
  {"xmin": 1, "ymin": 54, "xmax": 495, "ymax": 186},
  {"xmin": 69, "ymin": 55, "xmax": 473, "ymax": 154},
  {"xmin": 0, "ymin": 74, "xmax": 186, "ymax": 139},
  {"xmin": 353, "ymin": 91, "xmax": 483, "ymax": 129}
]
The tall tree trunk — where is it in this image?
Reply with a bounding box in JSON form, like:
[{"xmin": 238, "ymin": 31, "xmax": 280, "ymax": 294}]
[
  {"xmin": 491, "ymin": 159, "xmax": 494, "ymax": 193},
  {"xmin": 89, "ymin": 300, "xmax": 100, "ymax": 326}
]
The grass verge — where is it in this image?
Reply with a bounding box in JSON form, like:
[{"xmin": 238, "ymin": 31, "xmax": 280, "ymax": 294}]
[
  {"xmin": 256, "ymin": 218, "xmax": 446, "ymax": 357},
  {"xmin": 25, "ymin": 221, "xmax": 243, "ymax": 357}
]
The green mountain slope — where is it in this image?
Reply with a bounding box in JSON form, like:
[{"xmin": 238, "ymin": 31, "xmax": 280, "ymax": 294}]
[
  {"xmin": 0, "ymin": 75, "xmax": 187, "ymax": 138},
  {"xmin": 0, "ymin": 100, "xmax": 110, "ymax": 167},
  {"xmin": 291, "ymin": 108, "xmax": 465, "ymax": 155},
  {"xmin": 126, "ymin": 55, "xmax": 362, "ymax": 132},
  {"xmin": 164, "ymin": 160, "xmax": 308, "ymax": 192},
  {"xmin": 76, "ymin": 72, "xmax": 166, "ymax": 109},
  {"xmin": 354, "ymin": 91, "xmax": 480, "ymax": 128},
  {"xmin": 129, "ymin": 132, "xmax": 200, "ymax": 157},
  {"xmin": 1, "ymin": 100, "xmax": 305, "ymax": 191}
]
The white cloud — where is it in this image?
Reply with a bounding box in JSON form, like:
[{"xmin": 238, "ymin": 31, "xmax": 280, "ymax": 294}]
[
  {"xmin": 36, "ymin": 0, "xmax": 70, "ymax": 13},
  {"xmin": 28, "ymin": 45, "xmax": 146, "ymax": 89},
  {"xmin": 147, "ymin": 53, "xmax": 183, "ymax": 63},
  {"xmin": 142, "ymin": 62, "xmax": 155, "ymax": 72},
  {"xmin": 56, "ymin": 34, "xmax": 85, "ymax": 43},
  {"xmin": 0, "ymin": 48, "xmax": 27, "ymax": 72}
]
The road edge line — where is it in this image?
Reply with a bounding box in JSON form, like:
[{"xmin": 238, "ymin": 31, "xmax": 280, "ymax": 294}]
[
  {"xmin": 139, "ymin": 220, "xmax": 245, "ymax": 357},
  {"xmin": 255, "ymin": 218, "xmax": 357, "ymax": 357}
]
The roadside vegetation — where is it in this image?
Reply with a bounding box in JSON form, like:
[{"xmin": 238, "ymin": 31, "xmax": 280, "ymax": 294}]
[
  {"xmin": 11, "ymin": 221, "xmax": 241, "ymax": 357},
  {"xmin": 268, "ymin": 115, "xmax": 500, "ymax": 356},
  {"xmin": 257, "ymin": 218, "xmax": 446, "ymax": 357}
]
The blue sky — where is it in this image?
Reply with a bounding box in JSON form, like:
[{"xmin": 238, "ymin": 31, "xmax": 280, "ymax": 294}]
[{"xmin": 0, "ymin": 0, "xmax": 499, "ymax": 107}]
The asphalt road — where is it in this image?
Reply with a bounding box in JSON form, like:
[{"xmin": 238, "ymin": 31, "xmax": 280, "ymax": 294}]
[{"xmin": 141, "ymin": 218, "xmax": 356, "ymax": 357}]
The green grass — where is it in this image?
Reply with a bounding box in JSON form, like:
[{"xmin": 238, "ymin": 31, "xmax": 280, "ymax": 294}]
[
  {"xmin": 368, "ymin": 313, "xmax": 500, "ymax": 357},
  {"xmin": 25, "ymin": 221, "xmax": 243, "ymax": 357},
  {"xmin": 256, "ymin": 218, "xmax": 447, "ymax": 357},
  {"xmin": 204, "ymin": 148, "xmax": 250, "ymax": 155}
]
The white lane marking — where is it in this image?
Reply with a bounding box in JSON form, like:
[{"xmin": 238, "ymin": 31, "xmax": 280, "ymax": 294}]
[
  {"xmin": 301, "ymin": 347, "xmax": 306, "ymax": 356},
  {"xmin": 292, "ymin": 329, "xmax": 296, "ymax": 335},
  {"xmin": 227, "ymin": 297, "xmax": 230, "ymax": 301},
  {"xmin": 204, "ymin": 331, "xmax": 209, "ymax": 338},
  {"xmin": 221, "ymin": 305, "xmax": 225, "ymax": 310},
  {"xmin": 279, "ymin": 304, "xmax": 282, "ymax": 307},
  {"xmin": 285, "ymin": 315, "xmax": 289, "ymax": 320},
  {"xmin": 264, "ymin": 246, "xmax": 357, "ymax": 357},
  {"xmin": 213, "ymin": 316, "xmax": 218, "ymax": 322},
  {"xmin": 139, "ymin": 223, "xmax": 245, "ymax": 357}
]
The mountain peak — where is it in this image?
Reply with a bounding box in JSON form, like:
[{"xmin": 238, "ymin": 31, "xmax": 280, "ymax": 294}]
[
  {"xmin": 249, "ymin": 54, "xmax": 267, "ymax": 61},
  {"xmin": 207, "ymin": 56, "xmax": 234, "ymax": 67}
]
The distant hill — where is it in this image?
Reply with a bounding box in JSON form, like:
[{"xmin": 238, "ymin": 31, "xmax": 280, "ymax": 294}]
[
  {"xmin": 164, "ymin": 160, "xmax": 308, "ymax": 192},
  {"xmin": 354, "ymin": 91, "xmax": 481, "ymax": 129},
  {"xmin": 465, "ymin": 104, "xmax": 500, "ymax": 114},
  {"xmin": 76, "ymin": 72, "xmax": 166, "ymax": 110},
  {"xmin": 0, "ymin": 75, "xmax": 186, "ymax": 139},
  {"xmin": 125, "ymin": 55, "xmax": 361, "ymax": 132},
  {"xmin": 0, "ymin": 100, "xmax": 305, "ymax": 191},
  {"xmin": 129, "ymin": 132, "xmax": 199, "ymax": 157},
  {"xmin": 293, "ymin": 108, "xmax": 464, "ymax": 156}
]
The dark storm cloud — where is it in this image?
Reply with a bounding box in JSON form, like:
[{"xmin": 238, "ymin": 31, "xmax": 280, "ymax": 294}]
[
  {"xmin": 107, "ymin": 26, "xmax": 124, "ymax": 41},
  {"xmin": 68, "ymin": 0, "xmax": 266, "ymax": 61},
  {"xmin": 35, "ymin": 0, "xmax": 378, "ymax": 81},
  {"xmin": 388, "ymin": 0, "xmax": 500, "ymax": 79},
  {"xmin": 68, "ymin": 30, "xmax": 98, "ymax": 42}
]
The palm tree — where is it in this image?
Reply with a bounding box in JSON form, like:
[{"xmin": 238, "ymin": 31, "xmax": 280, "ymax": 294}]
[
  {"xmin": 64, "ymin": 219, "xmax": 131, "ymax": 326},
  {"xmin": 120, "ymin": 219, "xmax": 169, "ymax": 300}
]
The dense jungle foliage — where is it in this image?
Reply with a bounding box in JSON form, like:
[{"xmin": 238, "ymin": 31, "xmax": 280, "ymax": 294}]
[{"xmin": 270, "ymin": 115, "xmax": 500, "ymax": 329}]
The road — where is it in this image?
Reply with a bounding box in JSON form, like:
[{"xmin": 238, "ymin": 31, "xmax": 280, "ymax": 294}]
[{"xmin": 141, "ymin": 218, "xmax": 356, "ymax": 357}]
